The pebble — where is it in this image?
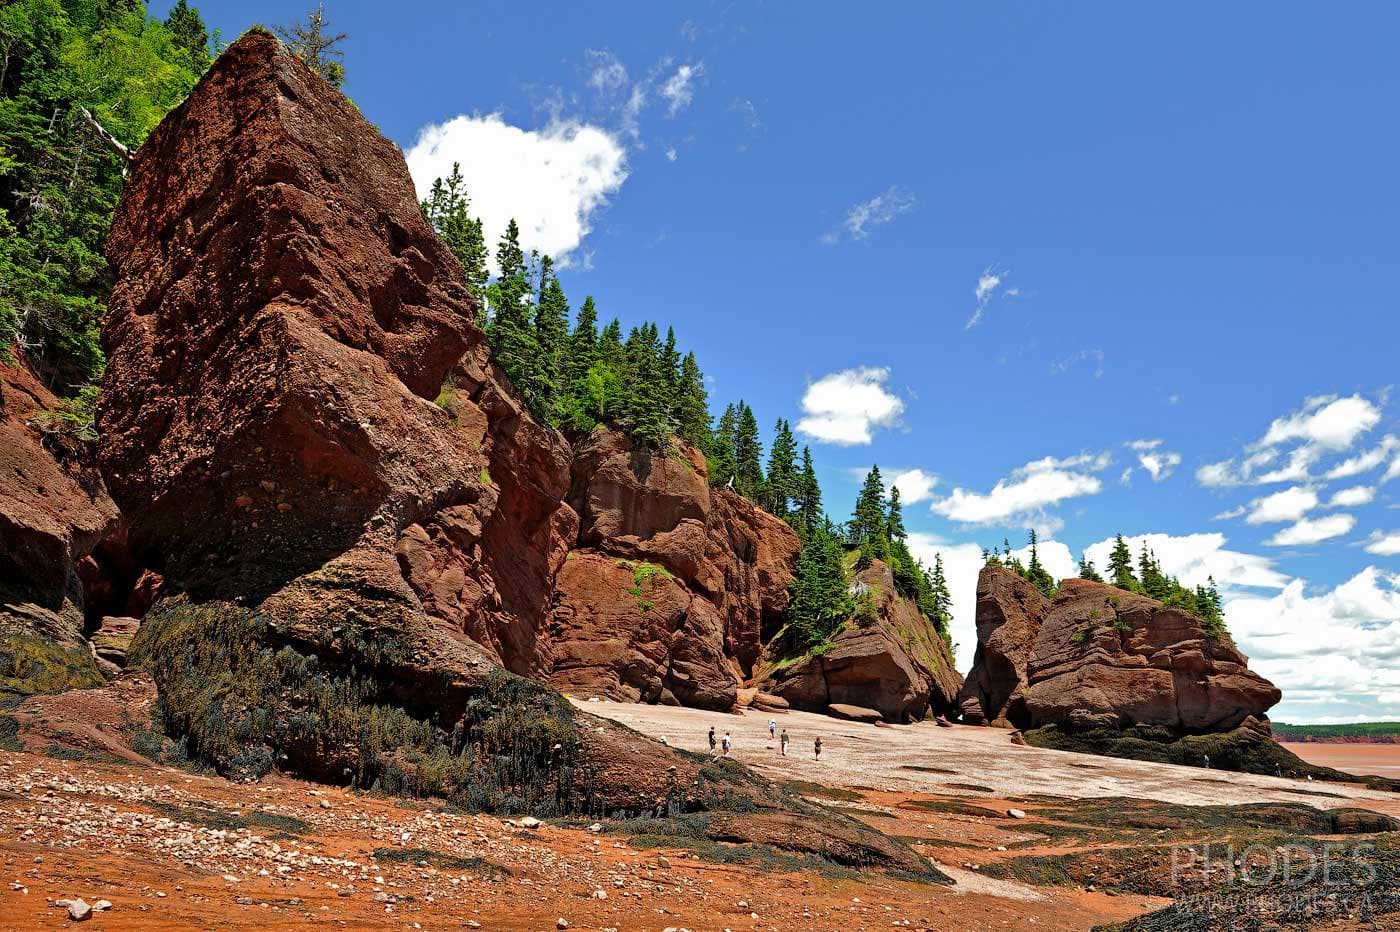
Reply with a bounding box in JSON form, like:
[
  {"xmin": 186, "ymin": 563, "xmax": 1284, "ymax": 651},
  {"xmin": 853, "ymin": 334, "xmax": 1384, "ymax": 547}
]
[
  {"xmin": 519, "ymin": 816, "xmax": 542, "ymax": 829},
  {"xmin": 556, "ymin": 919, "xmax": 570, "ymax": 930},
  {"xmin": 66, "ymin": 898, "xmax": 92, "ymax": 921},
  {"xmin": 1006, "ymin": 808, "xmax": 1027, "ymax": 819}
]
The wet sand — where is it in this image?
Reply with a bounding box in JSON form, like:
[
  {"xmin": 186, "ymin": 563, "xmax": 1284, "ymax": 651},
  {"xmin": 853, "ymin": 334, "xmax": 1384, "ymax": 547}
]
[{"xmin": 1281, "ymin": 741, "xmax": 1400, "ymax": 776}]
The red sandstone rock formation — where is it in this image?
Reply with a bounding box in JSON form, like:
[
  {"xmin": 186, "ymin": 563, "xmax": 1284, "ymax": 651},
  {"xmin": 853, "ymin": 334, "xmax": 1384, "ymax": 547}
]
[
  {"xmin": 757, "ymin": 561, "xmax": 963, "ymax": 723},
  {"xmin": 0, "ymin": 354, "xmax": 120, "ymax": 647},
  {"xmin": 959, "ymin": 566, "xmax": 1280, "ymax": 734}
]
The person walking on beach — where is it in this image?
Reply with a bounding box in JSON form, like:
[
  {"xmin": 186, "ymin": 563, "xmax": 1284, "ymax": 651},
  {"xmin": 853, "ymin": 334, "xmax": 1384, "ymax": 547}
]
[
  {"xmin": 769, "ymin": 719, "xmax": 777, "ymax": 740},
  {"xmin": 1202, "ymin": 753, "xmax": 1211, "ymax": 770},
  {"xmin": 708, "ymin": 726, "xmax": 716, "ymax": 753},
  {"xmin": 780, "ymin": 728, "xmax": 789, "ymax": 756},
  {"xmin": 814, "ymin": 736, "xmax": 823, "ymax": 761},
  {"xmin": 721, "ymin": 731, "xmax": 732, "ymax": 756}
]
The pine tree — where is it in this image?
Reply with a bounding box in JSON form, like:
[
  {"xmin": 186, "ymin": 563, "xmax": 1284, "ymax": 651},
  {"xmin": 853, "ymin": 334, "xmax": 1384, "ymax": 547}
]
[
  {"xmin": 487, "ymin": 220, "xmax": 539, "ymax": 411},
  {"xmin": 796, "ymin": 446, "xmax": 822, "ymax": 537},
  {"xmin": 420, "ymin": 163, "xmax": 488, "ymax": 315},
  {"xmin": 789, "ymin": 522, "xmax": 853, "ymax": 647},
  {"xmin": 597, "ymin": 319, "xmax": 624, "ymax": 368},
  {"xmin": 850, "ymin": 466, "xmax": 888, "ymax": 562},
  {"xmin": 1025, "ymin": 529, "xmax": 1056, "ymax": 597},
  {"xmin": 661, "ymin": 326, "xmax": 681, "ymax": 414},
  {"xmin": 619, "ymin": 322, "xmax": 671, "ymax": 448},
  {"xmin": 675, "ymin": 352, "xmax": 711, "ymax": 447},
  {"xmin": 275, "ymin": 3, "xmax": 347, "ymax": 87},
  {"xmin": 734, "ymin": 402, "xmax": 764, "ymax": 500},
  {"xmin": 532, "ymin": 256, "xmax": 570, "ymax": 423},
  {"xmin": 1108, "ymin": 534, "xmax": 1138, "ymax": 591},
  {"xmin": 764, "ymin": 419, "xmax": 797, "ymax": 517},
  {"xmin": 1078, "ymin": 553, "xmax": 1104, "ymax": 583},
  {"xmin": 930, "ymin": 553, "xmax": 953, "ymax": 631}
]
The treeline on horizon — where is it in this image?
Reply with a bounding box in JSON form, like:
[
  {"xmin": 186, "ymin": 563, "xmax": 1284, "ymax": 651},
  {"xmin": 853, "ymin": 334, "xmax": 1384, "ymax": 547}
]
[{"xmin": 1271, "ymin": 722, "xmax": 1400, "ymax": 739}]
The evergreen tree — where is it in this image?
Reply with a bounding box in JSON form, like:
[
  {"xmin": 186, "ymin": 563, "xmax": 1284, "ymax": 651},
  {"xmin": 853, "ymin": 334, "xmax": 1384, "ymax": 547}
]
[
  {"xmin": 566, "ymin": 297, "xmax": 599, "ymax": 383},
  {"xmin": 795, "ymin": 446, "xmax": 822, "ymax": 537},
  {"xmin": 487, "ymin": 219, "xmax": 539, "ymax": 411},
  {"xmin": 929, "ymin": 553, "xmax": 953, "ymax": 631},
  {"xmin": 887, "ymin": 485, "xmax": 907, "ymax": 541},
  {"xmin": 532, "ymin": 255, "xmax": 570, "ymax": 423},
  {"xmin": 1107, "ymin": 534, "xmax": 1138, "ymax": 591},
  {"xmin": 764, "ymin": 418, "xmax": 797, "ymax": 517},
  {"xmin": 708, "ymin": 403, "xmax": 739, "ymax": 489},
  {"xmin": 675, "ymin": 351, "xmax": 711, "ymax": 448},
  {"xmin": 1025, "ymin": 529, "xmax": 1056, "ymax": 597},
  {"xmin": 850, "ymin": 466, "xmax": 888, "ymax": 561},
  {"xmin": 275, "ymin": 3, "xmax": 347, "ymax": 87},
  {"xmin": 733, "ymin": 402, "xmax": 764, "ymax": 499},
  {"xmin": 164, "ymin": 0, "xmax": 211, "ymax": 72},
  {"xmin": 420, "ymin": 162, "xmax": 488, "ymax": 314},
  {"xmin": 620, "ymin": 322, "xmax": 672, "ymax": 448},
  {"xmin": 596, "ymin": 318, "xmax": 624, "ymax": 368},
  {"xmin": 1078, "ymin": 553, "xmax": 1104, "ymax": 583},
  {"xmin": 789, "ymin": 522, "xmax": 853, "ymax": 647}
]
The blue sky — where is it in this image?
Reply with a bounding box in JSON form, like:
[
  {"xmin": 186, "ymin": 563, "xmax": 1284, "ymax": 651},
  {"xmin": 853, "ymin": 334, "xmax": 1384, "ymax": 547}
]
[{"xmin": 169, "ymin": 2, "xmax": 1400, "ymax": 722}]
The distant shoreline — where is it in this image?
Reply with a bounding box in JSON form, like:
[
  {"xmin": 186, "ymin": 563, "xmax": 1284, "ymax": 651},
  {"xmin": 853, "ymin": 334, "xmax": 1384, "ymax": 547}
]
[{"xmin": 1273, "ymin": 722, "xmax": 1400, "ymax": 743}]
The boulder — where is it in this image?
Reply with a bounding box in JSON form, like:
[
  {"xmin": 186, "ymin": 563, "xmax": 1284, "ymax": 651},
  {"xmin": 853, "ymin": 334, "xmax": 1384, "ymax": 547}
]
[
  {"xmin": 89, "ymin": 615, "xmax": 141, "ymax": 673},
  {"xmin": 828, "ymin": 703, "xmax": 883, "ymax": 723},
  {"xmin": 955, "ymin": 566, "xmax": 1048, "ymax": 728},
  {"xmin": 1022, "ymin": 578, "xmax": 1281, "ymax": 733},
  {"xmin": 0, "ymin": 354, "xmax": 120, "ymax": 648},
  {"xmin": 758, "ymin": 561, "xmax": 963, "ymax": 723}
]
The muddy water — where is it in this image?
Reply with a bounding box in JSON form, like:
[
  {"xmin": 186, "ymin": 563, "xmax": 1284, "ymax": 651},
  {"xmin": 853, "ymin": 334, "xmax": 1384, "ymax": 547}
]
[{"xmin": 1281, "ymin": 741, "xmax": 1400, "ymax": 776}]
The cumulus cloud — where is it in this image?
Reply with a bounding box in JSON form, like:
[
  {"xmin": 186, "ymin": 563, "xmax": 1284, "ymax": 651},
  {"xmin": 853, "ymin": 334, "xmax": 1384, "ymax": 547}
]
[
  {"xmin": 965, "ymin": 267, "xmax": 1011, "ymax": 329},
  {"xmin": 929, "ymin": 452, "xmax": 1111, "ymax": 531},
  {"xmin": 795, "ymin": 366, "xmax": 905, "ymax": 445},
  {"xmin": 890, "ymin": 468, "xmax": 938, "ymax": 505},
  {"xmin": 1198, "ymin": 394, "xmax": 1383, "ymax": 487},
  {"xmin": 1326, "ymin": 435, "xmax": 1399, "ymax": 480},
  {"xmin": 1364, "ymin": 531, "xmax": 1400, "ymax": 556},
  {"xmin": 659, "ymin": 62, "xmax": 703, "ymax": 116},
  {"xmin": 1083, "ymin": 532, "xmax": 1291, "ymax": 593},
  {"xmin": 1125, "ymin": 439, "xmax": 1182, "ymax": 482},
  {"xmin": 822, "ymin": 186, "xmax": 916, "ymax": 244},
  {"xmin": 1244, "ymin": 485, "xmax": 1319, "ymax": 525},
  {"xmin": 406, "ymin": 114, "xmax": 627, "ymax": 264},
  {"xmin": 1225, "ymin": 567, "xmax": 1400, "ymax": 719},
  {"xmin": 1329, "ymin": 485, "xmax": 1376, "ymax": 508},
  {"xmin": 905, "ymin": 535, "xmax": 985, "ymax": 667},
  {"xmin": 1266, "ymin": 513, "xmax": 1356, "ymax": 547}
]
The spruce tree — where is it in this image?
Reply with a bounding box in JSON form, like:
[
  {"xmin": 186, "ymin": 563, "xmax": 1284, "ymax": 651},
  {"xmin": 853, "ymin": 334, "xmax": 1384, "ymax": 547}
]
[
  {"xmin": 789, "ymin": 522, "xmax": 853, "ymax": 647},
  {"xmin": 1107, "ymin": 534, "xmax": 1138, "ymax": 591},
  {"xmin": 620, "ymin": 322, "xmax": 670, "ymax": 448},
  {"xmin": 1025, "ymin": 529, "xmax": 1056, "ymax": 597},
  {"xmin": 764, "ymin": 419, "xmax": 797, "ymax": 517},
  {"xmin": 1078, "ymin": 553, "xmax": 1104, "ymax": 583},
  {"xmin": 533, "ymin": 256, "xmax": 570, "ymax": 423},
  {"xmin": 734, "ymin": 402, "xmax": 765, "ymax": 500},
  {"xmin": 675, "ymin": 352, "xmax": 711, "ymax": 448},
  {"xmin": 850, "ymin": 466, "xmax": 888, "ymax": 561},
  {"xmin": 930, "ymin": 553, "xmax": 953, "ymax": 631},
  {"xmin": 796, "ymin": 446, "xmax": 822, "ymax": 537},
  {"xmin": 708, "ymin": 404, "xmax": 740, "ymax": 488},
  {"xmin": 887, "ymin": 486, "xmax": 907, "ymax": 541},
  {"xmin": 165, "ymin": 0, "xmax": 212, "ymax": 72},
  {"xmin": 420, "ymin": 162, "xmax": 488, "ymax": 315},
  {"xmin": 487, "ymin": 220, "xmax": 539, "ymax": 411}
]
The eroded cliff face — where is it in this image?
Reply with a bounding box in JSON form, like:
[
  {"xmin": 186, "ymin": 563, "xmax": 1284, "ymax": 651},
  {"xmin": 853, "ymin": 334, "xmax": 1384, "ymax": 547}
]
[
  {"xmin": 959, "ymin": 566, "xmax": 1281, "ymax": 735},
  {"xmin": 756, "ymin": 561, "xmax": 963, "ymax": 723},
  {"xmin": 550, "ymin": 428, "xmax": 801, "ymax": 709},
  {"xmin": 0, "ymin": 354, "xmax": 120, "ymax": 650}
]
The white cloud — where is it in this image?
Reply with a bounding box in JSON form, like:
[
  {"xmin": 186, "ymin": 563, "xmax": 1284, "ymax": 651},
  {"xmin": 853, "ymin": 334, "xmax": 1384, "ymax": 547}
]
[
  {"xmin": 795, "ymin": 366, "xmax": 905, "ymax": 445},
  {"xmin": 1266, "ymin": 513, "xmax": 1356, "ymax": 547},
  {"xmin": 929, "ymin": 452, "xmax": 1110, "ymax": 530},
  {"xmin": 584, "ymin": 49, "xmax": 628, "ymax": 94},
  {"xmin": 406, "ymin": 114, "xmax": 627, "ymax": 263},
  {"xmin": 1329, "ymin": 485, "xmax": 1376, "ymax": 508},
  {"xmin": 1225, "ymin": 567, "xmax": 1400, "ymax": 721},
  {"xmin": 1213, "ymin": 505, "xmax": 1247, "ymax": 520},
  {"xmin": 1083, "ymin": 532, "xmax": 1291, "ymax": 593},
  {"xmin": 659, "ymin": 62, "xmax": 703, "ymax": 116},
  {"xmin": 965, "ymin": 266, "xmax": 1008, "ymax": 330},
  {"xmin": 905, "ymin": 535, "xmax": 985, "ymax": 667},
  {"xmin": 1244, "ymin": 485, "xmax": 1319, "ymax": 525},
  {"xmin": 1197, "ymin": 394, "xmax": 1384, "ymax": 487},
  {"xmin": 1364, "ymin": 531, "xmax": 1400, "ymax": 556},
  {"xmin": 824, "ymin": 186, "xmax": 916, "ymax": 244},
  {"xmin": 890, "ymin": 468, "xmax": 938, "ymax": 505},
  {"xmin": 1326, "ymin": 435, "xmax": 1399, "ymax": 480},
  {"xmin": 665, "ymin": 147, "xmax": 678, "ymax": 162},
  {"xmin": 1125, "ymin": 438, "xmax": 1181, "ymax": 482}
]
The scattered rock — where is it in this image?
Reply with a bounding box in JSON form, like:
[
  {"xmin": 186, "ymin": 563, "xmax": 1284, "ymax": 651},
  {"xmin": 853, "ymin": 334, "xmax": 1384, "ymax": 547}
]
[{"xmin": 1007, "ymin": 809, "xmax": 1026, "ymax": 820}]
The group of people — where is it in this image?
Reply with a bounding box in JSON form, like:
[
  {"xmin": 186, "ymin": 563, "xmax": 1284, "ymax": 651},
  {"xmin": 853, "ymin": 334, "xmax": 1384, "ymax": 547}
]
[{"xmin": 708, "ymin": 721, "xmax": 823, "ymax": 760}]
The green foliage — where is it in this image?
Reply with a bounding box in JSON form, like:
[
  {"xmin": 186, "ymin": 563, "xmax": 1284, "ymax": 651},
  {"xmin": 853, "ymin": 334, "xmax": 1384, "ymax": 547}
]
[
  {"xmin": 478, "ymin": 466, "xmax": 491, "ymax": 486},
  {"xmin": 1070, "ymin": 628, "xmax": 1092, "ymax": 647},
  {"xmin": 1024, "ymin": 529, "xmax": 1056, "ymax": 598},
  {"xmin": 763, "ymin": 418, "xmax": 797, "ymax": 518},
  {"xmin": 788, "ymin": 522, "xmax": 852, "ymax": 647},
  {"xmin": 1107, "ymin": 534, "xmax": 1137, "ymax": 591},
  {"xmin": 1078, "ymin": 553, "xmax": 1104, "ymax": 583},
  {"xmin": 0, "ymin": 629, "xmax": 104, "ymax": 704},
  {"xmin": 1272, "ymin": 721, "xmax": 1400, "ymax": 739},
  {"xmin": 32, "ymin": 381, "xmax": 98, "ymax": 440},
  {"xmin": 794, "ymin": 446, "xmax": 822, "ymax": 538},
  {"xmin": 419, "ymin": 161, "xmax": 487, "ymax": 315},
  {"xmin": 617, "ymin": 559, "xmax": 673, "ymax": 607},
  {"xmin": 130, "ymin": 602, "xmax": 583, "ymax": 814},
  {"xmin": 848, "ymin": 466, "xmax": 887, "ymax": 561},
  {"xmin": 0, "ymin": 0, "xmax": 207, "ymax": 391}
]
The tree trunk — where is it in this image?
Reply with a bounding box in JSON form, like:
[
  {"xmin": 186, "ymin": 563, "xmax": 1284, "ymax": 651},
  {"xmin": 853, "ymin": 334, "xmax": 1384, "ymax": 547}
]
[{"xmin": 78, "ymin": 107, "xmax": 132, "ymax": 166}]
